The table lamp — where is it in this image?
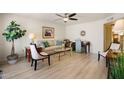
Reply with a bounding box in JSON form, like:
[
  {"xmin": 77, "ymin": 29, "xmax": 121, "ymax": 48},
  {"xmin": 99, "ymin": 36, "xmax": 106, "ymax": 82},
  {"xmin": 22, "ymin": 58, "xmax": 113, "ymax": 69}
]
[
  {"xmin": 112, "ymin": 19, "xmax": 124, "ymax": 50},
  {"xmin": 28, "ymin": 33, "xmax": 36, "ymax": 44}
]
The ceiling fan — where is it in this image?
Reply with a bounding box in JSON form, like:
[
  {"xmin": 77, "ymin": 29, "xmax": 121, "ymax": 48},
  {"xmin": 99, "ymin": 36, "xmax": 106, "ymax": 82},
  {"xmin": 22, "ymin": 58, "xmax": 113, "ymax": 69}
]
[{"xmin": 56, "ymin": 13, "xmax": 78, "ymax": 23}]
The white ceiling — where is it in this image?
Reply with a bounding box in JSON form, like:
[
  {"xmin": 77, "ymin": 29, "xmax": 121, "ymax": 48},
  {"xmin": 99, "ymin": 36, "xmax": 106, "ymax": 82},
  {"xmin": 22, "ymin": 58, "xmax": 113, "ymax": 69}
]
[{"xmin": 14, "ymin": 13, "xmax": 113, "ymax": 25}]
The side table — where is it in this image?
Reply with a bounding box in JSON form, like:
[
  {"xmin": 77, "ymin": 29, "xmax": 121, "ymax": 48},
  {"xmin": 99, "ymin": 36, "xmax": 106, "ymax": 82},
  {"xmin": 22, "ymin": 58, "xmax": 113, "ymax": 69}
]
[{"xmin": 25, "ymin": 47, "xmax": 31, "ymax": 63}]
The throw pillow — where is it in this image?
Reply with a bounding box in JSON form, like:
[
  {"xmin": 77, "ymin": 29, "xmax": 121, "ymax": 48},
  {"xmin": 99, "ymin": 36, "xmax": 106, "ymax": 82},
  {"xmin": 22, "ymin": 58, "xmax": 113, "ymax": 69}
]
[
  {"xmin": 48, "ymin": 40, "xmax": 55, "ymax": 46},
  {"xmin": 56, "ymin": 40, "xmax": 63, "ymax": 46},
  {"xmin": 37, "ymin": 40, "xmax": 45, "ymax": 48},
  {"xmin": 44, "ymin": 41, "xmax": 50, "ymax": 47}
]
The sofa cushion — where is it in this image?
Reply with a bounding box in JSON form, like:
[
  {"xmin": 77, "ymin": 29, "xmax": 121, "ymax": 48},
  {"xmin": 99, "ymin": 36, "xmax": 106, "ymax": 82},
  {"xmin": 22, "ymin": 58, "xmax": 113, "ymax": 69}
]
[
  {"xmin": 37, "ymin": 40, "xmax": 45, "ymax": 48},
  {"xmin": 56, "ymin": 40, "xmax": 63, "ymax": 46},
  {"xmin": 48, "ymin": 40, "xmax": 55, "ymax": 46}
]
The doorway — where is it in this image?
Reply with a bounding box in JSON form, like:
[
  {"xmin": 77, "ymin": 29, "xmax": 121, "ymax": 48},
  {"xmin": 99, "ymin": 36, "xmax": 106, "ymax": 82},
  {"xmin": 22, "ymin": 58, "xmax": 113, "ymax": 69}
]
[{"xmin": 103, "ymin": 21, "xmax": 120, "ymax": 51}]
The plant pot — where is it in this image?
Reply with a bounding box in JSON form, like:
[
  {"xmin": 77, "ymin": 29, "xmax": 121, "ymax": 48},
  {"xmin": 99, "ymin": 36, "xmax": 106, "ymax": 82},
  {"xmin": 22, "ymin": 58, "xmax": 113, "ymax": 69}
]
[{"xmin": 7, "ymin": 54, "xmax": 18, "ymax": 64}]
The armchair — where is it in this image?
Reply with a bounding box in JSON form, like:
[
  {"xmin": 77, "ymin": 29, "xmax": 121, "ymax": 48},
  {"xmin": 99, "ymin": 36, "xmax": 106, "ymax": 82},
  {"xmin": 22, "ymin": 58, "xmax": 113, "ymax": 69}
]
[
  {"xmin": 98, "ymin": 42, "xmax": 120, "ymax": 62},
  {"xmin": 30, "ymin": 44, "xmax": 49, "ymax": 71},
  {"xmin": 63, "ymin": 39, "xmax": 72, "ymax": 48}
]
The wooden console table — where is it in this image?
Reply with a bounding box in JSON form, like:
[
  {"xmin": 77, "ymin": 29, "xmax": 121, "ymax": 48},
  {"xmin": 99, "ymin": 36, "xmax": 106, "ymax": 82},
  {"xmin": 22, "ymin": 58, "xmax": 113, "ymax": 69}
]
[{"xmin": 71, "ymin": 41, "xmax": 90, "ymax": 53}]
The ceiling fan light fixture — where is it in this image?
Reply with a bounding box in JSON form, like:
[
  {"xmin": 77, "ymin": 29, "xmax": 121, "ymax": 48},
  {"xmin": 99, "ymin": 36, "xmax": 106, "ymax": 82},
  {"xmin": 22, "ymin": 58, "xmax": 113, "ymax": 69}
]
[
  {"xmin": 63, "ymin": 18, "xmax": 69, "ymax": 22},
  {"xmin": 56, "ymin": 13, "xmax": 77, "ymax": 23}
]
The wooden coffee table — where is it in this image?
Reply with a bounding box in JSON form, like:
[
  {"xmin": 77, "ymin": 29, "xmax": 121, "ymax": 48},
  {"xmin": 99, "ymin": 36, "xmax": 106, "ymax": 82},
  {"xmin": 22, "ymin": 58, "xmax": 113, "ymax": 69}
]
[
  {"xmin": 54, "ymin": 48, "xmax": 71, "ymax": 60},
  {"xmin": 40, "ymin": 48, "xmax": 71, "ymax": 65}
]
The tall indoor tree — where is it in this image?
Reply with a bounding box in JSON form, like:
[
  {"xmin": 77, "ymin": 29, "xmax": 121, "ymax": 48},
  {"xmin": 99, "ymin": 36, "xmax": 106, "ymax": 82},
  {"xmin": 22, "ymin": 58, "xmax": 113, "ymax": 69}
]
[{"xmin": 2, "ymin": 21, "xmax": 26, "ymax": 64}]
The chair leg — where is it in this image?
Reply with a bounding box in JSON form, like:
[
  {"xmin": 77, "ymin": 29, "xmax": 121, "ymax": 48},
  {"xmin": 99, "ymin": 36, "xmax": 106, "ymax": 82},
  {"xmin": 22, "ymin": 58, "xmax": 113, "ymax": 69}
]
[
  {"xmin": 34, "ymin": 60, "xmax": 37, "ymax": 71},
  {"xmin": 48, "ymin": 56, "xmax": 50, "ymax": 66},
  {"xmin": 98, "ymin": 52, "xmax": 100, "ymax": 61},
  {"xmin": 106, "ymin": 58, "xmax": 108, "ymax": 67},
  {"xmin": 31, "ymin": 59, "xmax": 34, "ymax": 67}
]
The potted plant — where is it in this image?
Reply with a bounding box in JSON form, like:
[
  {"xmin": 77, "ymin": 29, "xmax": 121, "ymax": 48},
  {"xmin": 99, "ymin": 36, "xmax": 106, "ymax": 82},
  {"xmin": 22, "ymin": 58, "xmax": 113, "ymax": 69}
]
[
  {"xmin": 109, "ymin": 52, "xmax": 124, "ymax": 79},
  {"xmin": 2, "ymin": 21, "xmax": 26, "ymax": 64}
]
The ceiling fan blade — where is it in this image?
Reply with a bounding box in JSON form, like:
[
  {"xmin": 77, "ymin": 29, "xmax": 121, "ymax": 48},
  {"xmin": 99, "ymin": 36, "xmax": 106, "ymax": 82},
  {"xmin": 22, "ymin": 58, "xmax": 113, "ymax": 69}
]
[
  {"xmin": 56, "ymin": 14, "xmax": 64, "ymax": 18},
  {"xmin": 69, "ymin": 13, "xmax": 76, "ymax": 17},
  {"xmin": 69, "ymin": 18, "xmax": 78, "ymax": 20},
  {"xmin": 65, "ymin": 13, "xmax": 69, "ymax": 16}
]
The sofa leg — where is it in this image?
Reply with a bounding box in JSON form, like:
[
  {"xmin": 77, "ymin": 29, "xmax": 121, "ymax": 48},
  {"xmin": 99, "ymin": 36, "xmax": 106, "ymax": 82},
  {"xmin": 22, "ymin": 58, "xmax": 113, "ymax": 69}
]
[{"xmin": 34, "ymin": 60, "xmax": 37, "ymax": 71}]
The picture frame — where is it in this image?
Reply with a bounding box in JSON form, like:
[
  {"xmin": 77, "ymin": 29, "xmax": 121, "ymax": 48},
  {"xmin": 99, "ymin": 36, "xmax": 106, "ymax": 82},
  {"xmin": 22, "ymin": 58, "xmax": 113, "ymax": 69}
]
[{"xmin": 42, "ymin": 26, "xmax": 55, "ymax": 39}]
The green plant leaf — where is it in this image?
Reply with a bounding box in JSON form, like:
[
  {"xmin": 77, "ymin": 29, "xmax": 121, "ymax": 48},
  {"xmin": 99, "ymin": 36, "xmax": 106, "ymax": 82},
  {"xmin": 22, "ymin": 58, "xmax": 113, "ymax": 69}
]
[
  {"xmin": 2, "ymin": 21, "xmax": 26, "ymax": 42},
  {"xmin": 2, "ymin": 21, "xmax": 27, "ymax": 55}
]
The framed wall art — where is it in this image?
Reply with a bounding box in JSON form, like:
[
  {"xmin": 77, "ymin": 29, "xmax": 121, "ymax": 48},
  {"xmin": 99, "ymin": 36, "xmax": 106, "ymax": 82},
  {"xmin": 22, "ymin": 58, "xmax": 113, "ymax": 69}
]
[{"xmin": 42, "ymin": 26, "xmax": 55, "ymax": 39}]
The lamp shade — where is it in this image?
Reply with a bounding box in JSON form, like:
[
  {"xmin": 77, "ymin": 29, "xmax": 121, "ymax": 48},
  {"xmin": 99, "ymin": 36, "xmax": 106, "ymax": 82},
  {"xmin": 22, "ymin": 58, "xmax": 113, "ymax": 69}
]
[
  {"xmin": 112, "ymin": 19, "xmax": 124, "ymax": 34},
  {"xmin": 28, "ymin": 33, "xmax": 35, "ymax": 39}
]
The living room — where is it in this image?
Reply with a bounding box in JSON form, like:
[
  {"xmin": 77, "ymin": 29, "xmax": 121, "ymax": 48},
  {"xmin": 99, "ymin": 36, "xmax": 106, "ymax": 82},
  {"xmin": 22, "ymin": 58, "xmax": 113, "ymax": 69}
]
[
  {"xmin": 1, "ymin": 0, "xmax": 124, "ymax": 93},
  {"xmin": 0, "ymin": 13, "xmax": 124, "ymax": 79}
]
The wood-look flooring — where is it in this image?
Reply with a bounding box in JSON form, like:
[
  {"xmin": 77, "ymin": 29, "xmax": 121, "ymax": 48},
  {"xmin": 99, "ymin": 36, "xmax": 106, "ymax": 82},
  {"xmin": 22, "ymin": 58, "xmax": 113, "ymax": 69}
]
[{"xmin": 1, "ymin": 52, "xmax": 107, "ymax": 79}]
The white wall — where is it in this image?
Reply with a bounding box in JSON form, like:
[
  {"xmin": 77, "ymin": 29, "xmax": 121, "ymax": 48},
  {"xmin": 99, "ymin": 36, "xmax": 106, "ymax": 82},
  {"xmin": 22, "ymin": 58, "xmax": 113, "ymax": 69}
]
[
  {"xmin": 65, "ymin": 13, "xmax": 124, "ymax": 54},
  {"xmin": 0, "ymin": 14, "xmax": 65, "ymax": 62},
  {"xmin": 104, "ymin": 13, "xmax": 124, "ymax": 22},
  {"xmin": 1, "ymin": 13, "xmax": 124, "ymax": 62},
  {"xmin": 66, "ymin": 20, "xmax": 104, "ymax": 54}
]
